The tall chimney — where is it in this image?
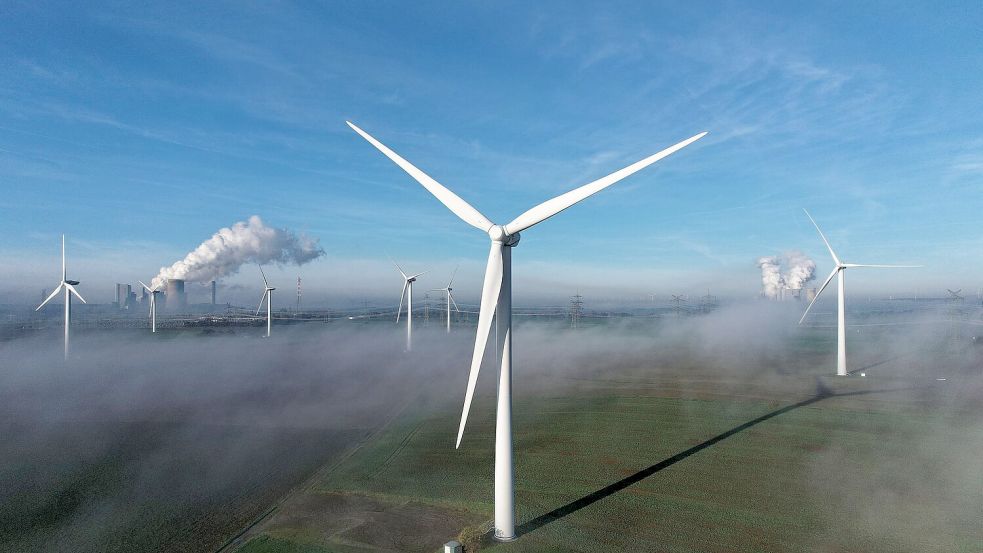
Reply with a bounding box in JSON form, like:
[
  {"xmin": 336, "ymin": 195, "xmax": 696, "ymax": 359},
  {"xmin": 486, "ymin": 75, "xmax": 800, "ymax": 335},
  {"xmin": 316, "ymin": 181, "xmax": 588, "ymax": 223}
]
[{"xmin": 211, "ymin": 280, "xmax": 217, "ymax": 305}]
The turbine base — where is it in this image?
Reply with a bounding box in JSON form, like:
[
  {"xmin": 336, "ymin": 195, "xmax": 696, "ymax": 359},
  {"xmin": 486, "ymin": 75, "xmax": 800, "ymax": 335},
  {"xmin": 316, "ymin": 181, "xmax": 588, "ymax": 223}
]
[{"xmin": 491, "ymin": 532, "xmax": 517, "ymax": 542}]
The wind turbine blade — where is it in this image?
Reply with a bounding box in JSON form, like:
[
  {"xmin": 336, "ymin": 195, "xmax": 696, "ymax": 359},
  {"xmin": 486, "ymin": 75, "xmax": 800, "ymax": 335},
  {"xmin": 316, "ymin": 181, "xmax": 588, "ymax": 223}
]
[
  {"xmin": 389, "ymin": 257, "xmax": 408, "ymax": 280},
  {"xmin": 449, "ymin": 291, "xmax": 461, "ymax": 313},
  {"xmin": 844, "ymin": 264, "xmax": 923, "ymax": 268},
  {"xmin": 456, "ymin": 241, "xmax": 504, "ymax": 448},
  {"xmin": 799, "ymin": 268, "xmax": 838, "ymax": 324},
  {"xmin": 409, "ymin": 272, "xmax": 426, "ymax": 280},
  {"xmin": 504, "ymin": 132, "xmax": 708, "ymax": 235},
  {"xmin": 61, "ymin": 234, "xmax": 66, "ymax": 281},
  {"xmin": 448, "ymin": 264, "xmax": 459, "ymax": 288},
  {"xmin": 259, "ymin": 265, "xmax": 270, "ymax": 287},
  {"xmin": 802, "ymin": 209, "xmax": 840, "ymax": 266},
  {"xmin": 256, "ymin": 290, "xmax": 268, "ymax": 315},
  {"xmin": 396, "ymin": 282, "xmax": 407, "ymax": 323},
  {"xmin": 347, "ymin": 121, "xmax": 495, "ymax": 232},
  {"xmin": 66, "ymin": 283, "xmax": 86, "ymax": 304},
  {"xmin": 37, "ymin": 283, "xmax": 64, "ymax": 310},
  {"xmin": 138, "ymin": 280, "xmax": 153, "ymax": 293}
]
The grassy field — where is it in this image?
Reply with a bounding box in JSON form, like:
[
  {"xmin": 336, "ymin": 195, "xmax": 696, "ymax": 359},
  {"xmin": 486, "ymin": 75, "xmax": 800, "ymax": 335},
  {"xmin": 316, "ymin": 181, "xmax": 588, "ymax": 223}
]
[{"xmin": 236, "ymin": 351, "xmax": 983, "ymax": 553}]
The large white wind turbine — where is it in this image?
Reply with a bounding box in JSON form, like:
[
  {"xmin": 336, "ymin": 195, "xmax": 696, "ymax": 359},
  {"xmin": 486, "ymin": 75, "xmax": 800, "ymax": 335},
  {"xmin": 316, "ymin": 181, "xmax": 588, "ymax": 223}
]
[
  {"xmin": 799, "ymin": 209, "xmax": 921, "ymax": 376},
  {"xmin": 256, "ymin": 265, "xmax": 276, "ymax": 337},
  {"xmin": 432, "ymin": 266, "xmax": 461, "ymax": 333},
  {"xmin": 393, "ymin": 260, "xmax": 425, "ymax": 351},
  {"xmin": 349, "ymin": 121, "xmax": 706, "ymax": 541},
  {"xmin": 36, "ymin": 235, "xmax": 86, "ymax": 359},
  {"xmin": 138, "ymin": 280, "xmax": 161, "ymax": 333}
]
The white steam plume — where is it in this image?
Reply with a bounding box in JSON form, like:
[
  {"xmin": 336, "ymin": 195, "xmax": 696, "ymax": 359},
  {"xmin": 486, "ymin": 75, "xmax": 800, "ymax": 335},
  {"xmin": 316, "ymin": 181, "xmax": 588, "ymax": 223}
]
[
  {"xmin": 783, "ymin": 250, "xmax": 816, "ymax": 290},
  {"xmin": 757, "ymin": 255, "xmax": 784, "ymax": 299},
  {"xmin": 151, "ymin": 216, "xmax": 324, "ymax": 289},
  {"xmin": 757, "ymin": 251, "xmax": 816, "ymax": 299}
]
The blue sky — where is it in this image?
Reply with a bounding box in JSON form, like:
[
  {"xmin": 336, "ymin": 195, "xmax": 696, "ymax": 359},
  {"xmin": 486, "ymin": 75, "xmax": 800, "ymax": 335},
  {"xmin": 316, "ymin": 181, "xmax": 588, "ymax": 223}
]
[{"xmin": 1, "ymin": 1, "xmax": 981, "ymax": 305}]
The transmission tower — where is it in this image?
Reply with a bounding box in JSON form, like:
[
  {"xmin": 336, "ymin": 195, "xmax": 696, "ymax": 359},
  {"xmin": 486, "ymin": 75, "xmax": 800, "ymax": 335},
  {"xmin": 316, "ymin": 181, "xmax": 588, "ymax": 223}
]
[
  {"xmin": 945, "ymin": 288, "xmax": 965, "ymax": 343},
  {"xmin": 569, "ymin": 292, "xmax": 584, "ymax": 329},
  {"xmin": 296, "ymin": 276, "xmax": 302, "ymax": 311},
  {"xmin": 700, "ymin": 289, "xmax": 718, "ymax": 313},
  {"xmin": 671, "ymin": 294, "xmax": 687, "ymax": 317}
]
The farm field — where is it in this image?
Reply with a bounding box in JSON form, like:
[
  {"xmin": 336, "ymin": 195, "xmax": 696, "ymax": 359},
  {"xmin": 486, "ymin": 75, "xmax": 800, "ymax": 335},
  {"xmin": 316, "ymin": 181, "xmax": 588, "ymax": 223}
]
[{"xmin": 235, "ymin": 339, "xmax": 983, "ymax": 553}]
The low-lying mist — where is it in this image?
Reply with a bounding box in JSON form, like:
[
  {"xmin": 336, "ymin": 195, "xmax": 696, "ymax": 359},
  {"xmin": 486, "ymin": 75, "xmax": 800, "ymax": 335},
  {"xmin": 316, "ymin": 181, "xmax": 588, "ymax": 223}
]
[{"xmin": 0, "ymin": 300, "xmax": 980, "ymax": 552}]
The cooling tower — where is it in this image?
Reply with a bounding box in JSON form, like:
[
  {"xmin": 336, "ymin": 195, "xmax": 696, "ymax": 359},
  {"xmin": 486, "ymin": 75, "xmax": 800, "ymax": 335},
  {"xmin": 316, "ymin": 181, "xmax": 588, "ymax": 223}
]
[{"xmin": 166, "ymin": 279, "xmax": 187, "ymax": 309}]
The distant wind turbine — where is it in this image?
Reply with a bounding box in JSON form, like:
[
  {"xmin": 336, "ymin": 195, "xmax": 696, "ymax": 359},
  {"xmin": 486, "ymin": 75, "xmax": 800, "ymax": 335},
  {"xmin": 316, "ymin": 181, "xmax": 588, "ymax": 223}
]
[
  {"xmin": 799, "ymin": 209, "xmax": 921, "ymax": 376},
  {"xmin": 138, "ymin": 280, "xmax": 161, "ymax": 333},
  {"xmin": 349, "ymin": 120, "xmax": 706, "ymax": 541},
  {"xmin": 36, "ymin": 235, "xmax": 86, "ymax": 359},
  {"xmin": 393, "ymin": 260, "xmax": 424, "ymax": 351},
  {"xmin": 256, "ymin": 265, "xmax": 276, "ymax": 337},
  {"xmin": 432, "ymin": 266, "xmax": 461, "ymax": 333}
]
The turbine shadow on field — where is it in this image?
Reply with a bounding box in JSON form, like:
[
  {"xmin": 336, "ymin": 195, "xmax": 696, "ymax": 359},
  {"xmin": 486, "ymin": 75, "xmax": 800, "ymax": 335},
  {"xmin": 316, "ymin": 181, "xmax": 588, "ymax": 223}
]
[{"xmin": 515, "ymin": 382, "xmax": 913, "ymax": 537}]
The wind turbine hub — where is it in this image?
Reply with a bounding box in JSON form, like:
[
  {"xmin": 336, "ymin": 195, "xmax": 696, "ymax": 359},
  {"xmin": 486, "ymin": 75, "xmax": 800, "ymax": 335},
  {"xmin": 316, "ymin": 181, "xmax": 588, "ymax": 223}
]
[{"xmin": 487, "ymin": 225, "xmax": 507, "ymax": 242}]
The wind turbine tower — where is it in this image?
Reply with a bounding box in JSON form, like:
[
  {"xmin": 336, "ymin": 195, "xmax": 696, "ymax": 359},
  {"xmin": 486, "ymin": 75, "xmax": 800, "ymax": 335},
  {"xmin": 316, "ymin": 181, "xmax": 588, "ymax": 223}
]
[
  {"xmin": 257, "ymin": 265, "xmax": 276, "ymax": 337},
  {"xmin": 799, "ymin": 209, "xmax": 921, "ymax": 376},
  {"xmin": 394, "ymin": 261, "xmax": 425, "ymax": 351},
  {"xmin": 36, "ymin": 235, "xmax": 86, "ymax": 359},
  {"xmin": 138, "ymin": 280, "xmax": 161, "ymax": 332},
  {"xmin": 349, "ymin": 121, "xmax": 706, "ymax": 541}
]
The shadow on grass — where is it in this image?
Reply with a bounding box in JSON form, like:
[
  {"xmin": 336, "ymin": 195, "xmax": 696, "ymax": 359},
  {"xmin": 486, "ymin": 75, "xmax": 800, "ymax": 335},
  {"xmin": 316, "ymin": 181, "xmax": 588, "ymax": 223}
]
[{"xmin": 515, "ymin": 380, "xmax": 913, "ymax": 537}]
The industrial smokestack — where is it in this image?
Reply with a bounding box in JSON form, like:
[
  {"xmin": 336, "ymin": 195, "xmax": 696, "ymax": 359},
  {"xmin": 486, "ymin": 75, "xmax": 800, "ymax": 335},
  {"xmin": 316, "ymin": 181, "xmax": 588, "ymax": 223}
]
[{"xmin": 211, "ymin": 280, "xmax": 217, "ymax": 305}]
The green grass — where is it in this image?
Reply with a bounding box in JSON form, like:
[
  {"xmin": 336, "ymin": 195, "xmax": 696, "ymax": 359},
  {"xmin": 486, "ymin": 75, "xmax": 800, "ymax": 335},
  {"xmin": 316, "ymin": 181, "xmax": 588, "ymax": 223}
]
[{"xmin": 240, "ymin": 369, "xmax": 983, "ymax": 553}]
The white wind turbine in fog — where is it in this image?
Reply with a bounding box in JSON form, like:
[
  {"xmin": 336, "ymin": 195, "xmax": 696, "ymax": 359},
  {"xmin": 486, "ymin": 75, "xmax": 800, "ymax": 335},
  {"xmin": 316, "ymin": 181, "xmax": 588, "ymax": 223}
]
[
  {"xmin": 138, "ymin": 280, "xmax": 161, "ymax": 333},
  {"xmin": 432, "ymin": 266, "xmax": 461, "ymax": 333},
  {"xmin": 256, "ymin": 265, "xmax": 276, "ymax": 337},
  {"xmin": 393, "ymin": 260, "xmax": 425, "ymax": 351},
  {"xmin": 36, "ymin": 235, "xmax": 86, "ymax": 359},
  {"xmin": 799, "ymin": 209, "xmax": 921, "ymax": 376},
  {"xmin": 349, "ymin": 120, "xmax": 706, "ymax": 541}
]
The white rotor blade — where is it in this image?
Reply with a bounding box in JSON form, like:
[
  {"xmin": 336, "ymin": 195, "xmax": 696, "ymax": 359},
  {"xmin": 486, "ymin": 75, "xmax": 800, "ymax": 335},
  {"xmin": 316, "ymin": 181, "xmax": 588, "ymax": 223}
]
[
  {"xmin": 843, "ymin": 264, "xmax": 922, "ymax": 268},
  {"xmin": 449, "ymin": 291, "xmax": 461, "ymax": 313},
  {"xmin": 799, "ymin": 268, "xmax": 838, "ymax": 324},
  {"xmin": 456, "ymin": 241, "xmax": 504, "ymax": 448},
  {"xmin": 409, "ymin": 272, "xmax": 426, "ymax": 280},
  {"xmin": 138, "ymin": 280, "xmax": 153, "ymax": 293},
  {"xmin": 802, "ymin": 209, "xmax": 840, "ymax": 266},
  {"xmin": 348, "ymin": 122, "xmax": 494, "ymax": 232},
  {"xmin": 66, "ymin": 283, "xmax": 86, "ymax": 303},
  {"xmin": 36, "ymin": 283, "xmax": 64, "ymax": 311},
  {"xmin": 61, "ymin": 234, "xmax": 66, "ymax": 281},
  {"xmin": 396, "ymin": 281, "xmax": 407, "ymax": 323},
  {"xmin": 390, "ymin": 257, "xmax": 408, "ymax": 280},
  {"xmin": 259, "ymin": 265, "xmax": 270, "ymax": 287},
  {"xmin": 504, "ymin": 132, "xmax": 707, "ymax": 235},
  {"xmin": 448, "ymin": 264, "xmax": 459, "ymax": 288},
  {"xmin": 256, "ymin": 290, "xmax": 269, "ymax": 315}
]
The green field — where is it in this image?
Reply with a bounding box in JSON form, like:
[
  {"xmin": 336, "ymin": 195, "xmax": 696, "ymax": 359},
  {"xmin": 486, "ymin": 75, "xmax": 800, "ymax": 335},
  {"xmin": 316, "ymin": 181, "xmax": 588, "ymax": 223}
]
[{"xmin": 234, "ymin": 353, "xmax": 983, "ymax": 553}]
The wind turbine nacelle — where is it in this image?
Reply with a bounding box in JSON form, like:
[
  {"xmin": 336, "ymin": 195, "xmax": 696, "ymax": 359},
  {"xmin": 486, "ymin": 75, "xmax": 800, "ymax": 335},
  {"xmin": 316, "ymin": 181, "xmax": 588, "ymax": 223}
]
[{"xmin": 66, "ymin": 280, "xmax": 80, "ymax": 285}]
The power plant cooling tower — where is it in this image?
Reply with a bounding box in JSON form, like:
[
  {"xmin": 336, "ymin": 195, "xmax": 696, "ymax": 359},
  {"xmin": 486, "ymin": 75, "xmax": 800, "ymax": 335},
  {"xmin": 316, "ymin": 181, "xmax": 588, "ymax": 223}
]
[{"xmin": 165, "ymin": 279, "xmax": 187, "ymax": 309}]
